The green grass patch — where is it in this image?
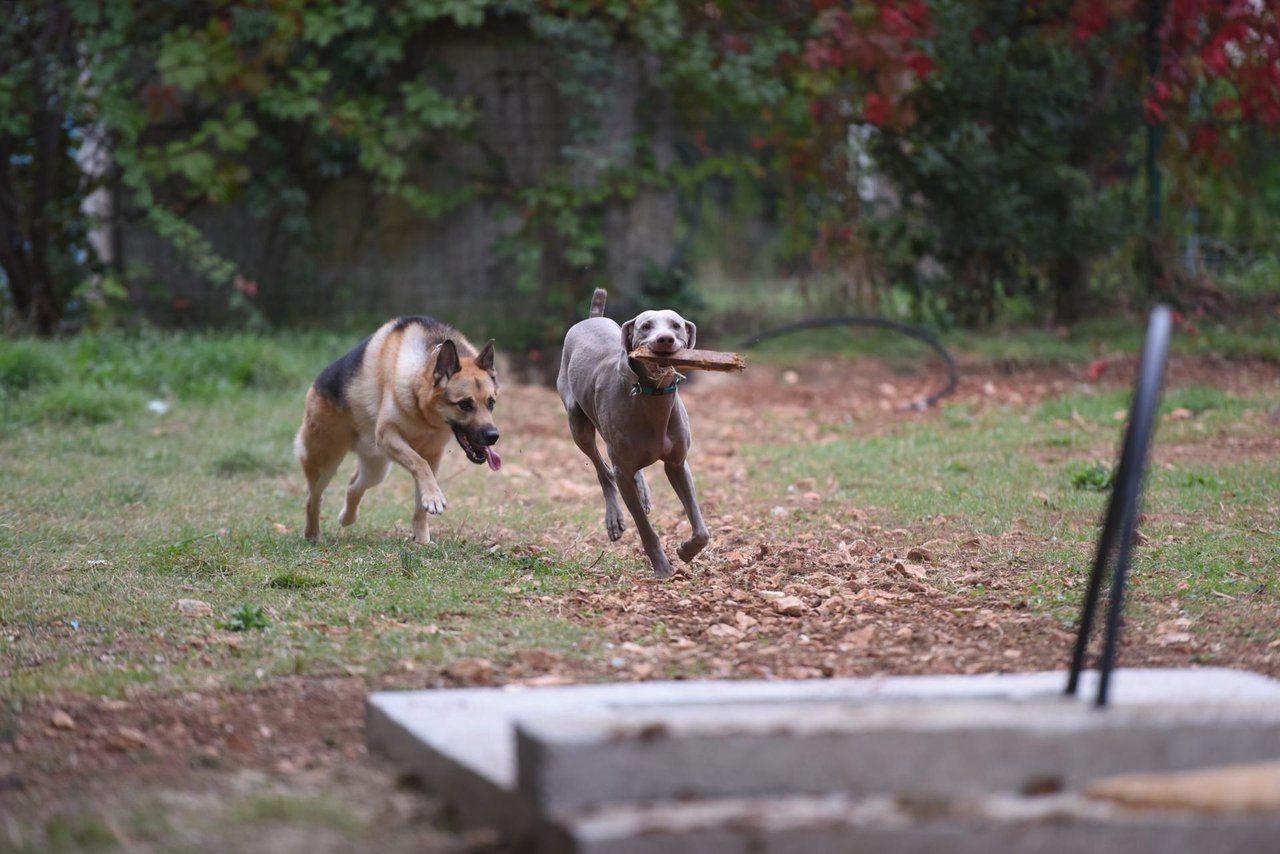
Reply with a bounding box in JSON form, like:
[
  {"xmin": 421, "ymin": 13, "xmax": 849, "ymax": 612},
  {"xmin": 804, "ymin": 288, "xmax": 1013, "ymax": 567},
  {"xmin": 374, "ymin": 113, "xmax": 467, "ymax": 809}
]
[
  {"xmin": 267, "ymin": 571, "xmax": 326, "ymax": 590},
  {"xmin": 225, "ymin": 793, "xmax": 366, "ymax": 835},
  {"xmin": 1, "ymin": 325, "xmax": 1276, "ymax": 702}
]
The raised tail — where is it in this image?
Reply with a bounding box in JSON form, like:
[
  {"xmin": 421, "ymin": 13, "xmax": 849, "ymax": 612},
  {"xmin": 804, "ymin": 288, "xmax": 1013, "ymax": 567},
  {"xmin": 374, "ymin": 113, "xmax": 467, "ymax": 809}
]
[{"xmin": 589, "ymin": 288, "xmax": 608, "ymax": 318}]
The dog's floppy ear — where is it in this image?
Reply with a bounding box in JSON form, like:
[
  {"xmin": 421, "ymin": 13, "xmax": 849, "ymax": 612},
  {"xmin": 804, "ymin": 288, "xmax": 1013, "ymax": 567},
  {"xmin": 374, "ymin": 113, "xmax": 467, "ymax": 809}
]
[
  {"xmin": 620, "ymin": 319, "xmax": 637, "ymax": 353},
  {"xmin": 433, "ymin": 340, "xmax": 461, "ymax": 386},
  {"xmin": 475, "ymin": 339, "xmax": 496, "ymax": 375},
  {"xmin": 683, "ymin": 320, "xmax": 697, "ymax": 351}
]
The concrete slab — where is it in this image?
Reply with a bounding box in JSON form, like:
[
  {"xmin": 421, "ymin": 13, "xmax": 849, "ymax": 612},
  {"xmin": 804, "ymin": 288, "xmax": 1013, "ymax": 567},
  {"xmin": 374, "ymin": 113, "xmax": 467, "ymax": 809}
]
[
  {"xmin": 365, "ymin": 668, "xmax": 1280, "ymax": 850},
  {"xmin": 516, "ymin": 697, "xmax": 1280, "ymax": 812},
  {"xmin": 551, "ymin": 792, "xmax": 1280, "ymax": 854}
]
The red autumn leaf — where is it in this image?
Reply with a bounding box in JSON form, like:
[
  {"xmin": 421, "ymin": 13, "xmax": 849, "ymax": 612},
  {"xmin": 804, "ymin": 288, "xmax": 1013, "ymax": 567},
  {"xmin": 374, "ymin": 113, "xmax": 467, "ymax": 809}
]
[
  {"xmin": 903, "ymin": 52, "xmax": 936, "ymax": 78},
  {"xmin": 1188, "ymin": 123, "xmax": 1218, "ymax": 154},
  {"xmin": 879, "ymin": 6, "xmax": 914, "ymax": 40},
  {"xmin": 903, "ymin": 0, "xmax": 929, "ymax": 28},
  {"xmin": 863, "ymin": 91, "xmax": 889, "ymax": 126}
]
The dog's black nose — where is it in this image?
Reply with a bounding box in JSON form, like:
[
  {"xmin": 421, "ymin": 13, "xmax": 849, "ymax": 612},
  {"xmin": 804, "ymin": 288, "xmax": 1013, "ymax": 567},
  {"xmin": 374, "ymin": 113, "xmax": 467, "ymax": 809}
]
[
  {"xmin": 656, "ymin": 334, "xmax": 676, "ymax": 347},
  {"xmin": 479, "ymin": 426, "xmax": 499, "ymax": 446}
]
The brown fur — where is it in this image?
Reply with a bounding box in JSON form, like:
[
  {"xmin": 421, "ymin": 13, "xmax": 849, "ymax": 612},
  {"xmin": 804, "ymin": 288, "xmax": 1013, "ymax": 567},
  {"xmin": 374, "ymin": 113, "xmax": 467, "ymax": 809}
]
[{"xmin": 295, "ymin": 317, "xmax": 500, "ymax": 544}]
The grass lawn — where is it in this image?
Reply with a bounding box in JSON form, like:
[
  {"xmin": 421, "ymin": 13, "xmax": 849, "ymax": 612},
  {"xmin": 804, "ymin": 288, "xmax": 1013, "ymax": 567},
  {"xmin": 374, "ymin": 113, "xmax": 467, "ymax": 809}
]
[{"xmin": 1, "ymin": 321, "xmax": 1278, "ymax": 850}]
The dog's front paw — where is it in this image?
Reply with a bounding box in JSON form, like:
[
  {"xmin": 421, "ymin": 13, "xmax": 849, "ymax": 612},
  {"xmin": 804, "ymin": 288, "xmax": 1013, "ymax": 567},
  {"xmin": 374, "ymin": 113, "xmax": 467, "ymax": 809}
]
[
  {"xmin": 677, "ymin": 532, "xmax": 710, "ymax": 563},
  {"xmin": 606, "ymin": 506, "xmax": 626, "ymax": 541},
  {"xmin": 421, "ymin": 488, "xmax": 448, "ymax": 515},
  {"xmin": 337, "ymin": 504, "xmax": 357, "ymax": 527},
  {"xmin": 650, "ymin": 553, "xmax": 674, "ymax": 580}
]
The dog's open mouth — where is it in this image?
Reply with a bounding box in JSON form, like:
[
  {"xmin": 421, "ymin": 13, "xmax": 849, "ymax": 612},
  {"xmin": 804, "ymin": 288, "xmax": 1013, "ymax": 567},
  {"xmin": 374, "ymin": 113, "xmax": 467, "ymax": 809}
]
[{"xmin": 452, "ymin": 426, "xmax": 502, "ymax": 471}]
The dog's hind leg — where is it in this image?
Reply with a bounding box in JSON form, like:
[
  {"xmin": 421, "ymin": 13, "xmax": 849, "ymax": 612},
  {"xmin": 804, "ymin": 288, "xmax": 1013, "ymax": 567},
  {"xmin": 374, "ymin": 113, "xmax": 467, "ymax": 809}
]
[
  {"xmin": 296, "ymin": 391, "xmax": 351, "ymax": 542},
  {"xmin": 665, "ymin": 459, "xmax": 710, "ymax": 563},
  {"xmin": 338, "ymin": 452, "xmax": 390, "ymax": 528},
  {"xmin": 567, "ymin": 405, "xmax": 627, "ymax": 541}
]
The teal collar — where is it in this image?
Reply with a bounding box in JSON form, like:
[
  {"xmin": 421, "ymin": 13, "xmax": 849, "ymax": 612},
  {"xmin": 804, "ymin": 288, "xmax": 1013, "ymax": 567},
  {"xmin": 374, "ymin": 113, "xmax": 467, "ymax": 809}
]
[
  {"xmin": 631, "ymin": 377, "xmax": 682, "ymax": 396},
  {"xmin": 628, "ymin": 357, "xmax": 684, "ymax": 396}
]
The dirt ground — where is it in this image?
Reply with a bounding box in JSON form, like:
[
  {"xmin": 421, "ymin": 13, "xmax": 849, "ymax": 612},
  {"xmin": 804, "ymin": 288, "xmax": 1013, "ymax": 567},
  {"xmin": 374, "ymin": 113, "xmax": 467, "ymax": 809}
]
[{"xmin": 4, "ymin": 353, "xmax": 1279, "ymax": 850}]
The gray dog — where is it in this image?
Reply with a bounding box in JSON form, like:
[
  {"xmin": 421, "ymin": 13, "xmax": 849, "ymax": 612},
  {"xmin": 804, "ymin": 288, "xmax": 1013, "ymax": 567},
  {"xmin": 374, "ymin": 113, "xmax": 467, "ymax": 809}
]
[{"xmin": 557, "ymin": 289, "xmax": 710, "ymax": 579}]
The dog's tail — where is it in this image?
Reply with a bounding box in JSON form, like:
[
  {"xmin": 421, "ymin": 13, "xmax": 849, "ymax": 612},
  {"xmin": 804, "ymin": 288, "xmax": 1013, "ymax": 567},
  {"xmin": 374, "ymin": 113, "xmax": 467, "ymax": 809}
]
[{"xmin": 589, "ymin": 288, "xmax": 608, "ymax": 318}]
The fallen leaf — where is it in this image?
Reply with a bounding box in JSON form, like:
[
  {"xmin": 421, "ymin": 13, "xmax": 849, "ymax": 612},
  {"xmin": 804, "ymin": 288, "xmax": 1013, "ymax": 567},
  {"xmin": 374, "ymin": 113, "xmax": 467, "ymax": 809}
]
[
  {"xmin": 51, "ymin": 710, "xmax": 75, "ymax": 730},
  {"xmin": 1167, "ymin": 407, "xmax": 1194, "ymax": 421}
]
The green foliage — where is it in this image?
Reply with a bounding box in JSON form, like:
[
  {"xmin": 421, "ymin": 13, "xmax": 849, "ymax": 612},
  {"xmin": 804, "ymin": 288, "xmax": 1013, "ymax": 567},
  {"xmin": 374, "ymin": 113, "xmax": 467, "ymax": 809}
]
[
  {"xmin": 869, "ymin": 0, "xmax": 1144, "ymax": 324},
  {"xmin": 0, "ymin": 341, "xmax": 67, "ymax": 393},
  {"xmin": 219, "ymin": 604, "xmax": 270, "ymax": 632},
  {"xmin": 1069, "ymin": 461, "xmax": 1116, "ymax": 492}
]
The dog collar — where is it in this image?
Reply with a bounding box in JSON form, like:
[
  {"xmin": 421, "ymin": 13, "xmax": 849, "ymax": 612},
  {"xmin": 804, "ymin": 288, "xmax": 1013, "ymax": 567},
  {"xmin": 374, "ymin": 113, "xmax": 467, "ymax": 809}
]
[{"xmin": 631, "ymin": 377, "xmax": 682, "ymax": 396}]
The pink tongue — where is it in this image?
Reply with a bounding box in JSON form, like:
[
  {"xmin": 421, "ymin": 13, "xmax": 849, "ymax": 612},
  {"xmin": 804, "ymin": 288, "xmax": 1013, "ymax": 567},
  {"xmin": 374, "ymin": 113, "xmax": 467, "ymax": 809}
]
[{"xmin": 485, "ymin": 446, "xmax": 502, "ymax": 472}]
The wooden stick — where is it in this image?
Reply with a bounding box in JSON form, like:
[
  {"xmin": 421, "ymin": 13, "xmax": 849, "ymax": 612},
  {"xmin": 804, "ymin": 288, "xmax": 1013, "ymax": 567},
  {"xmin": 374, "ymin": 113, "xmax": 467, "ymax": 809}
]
[{"xmin": 629, "ymin": 346, "xmax": 746, "ymax": 372}]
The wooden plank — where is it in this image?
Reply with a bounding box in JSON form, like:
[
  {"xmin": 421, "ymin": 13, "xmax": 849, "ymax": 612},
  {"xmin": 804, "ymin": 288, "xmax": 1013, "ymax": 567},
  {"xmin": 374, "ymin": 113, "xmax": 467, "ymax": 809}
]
[{"xmin": 629, "ymin": 346, "xmax": 746, "ymax": 372}]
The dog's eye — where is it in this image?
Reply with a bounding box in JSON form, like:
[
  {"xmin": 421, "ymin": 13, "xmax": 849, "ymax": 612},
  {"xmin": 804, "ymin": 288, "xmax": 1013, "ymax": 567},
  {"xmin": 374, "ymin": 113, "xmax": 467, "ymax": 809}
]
[
  {"xmin": 640, "ymin": 322, "xmax": 651, "ymax": 331},
  {"xmin": 458, "ymin": 400, "xmax": 475, "ymax": 412},
  {"xmin": 486, "ymin": 398, "xmax": 496, "ymax": 411}
]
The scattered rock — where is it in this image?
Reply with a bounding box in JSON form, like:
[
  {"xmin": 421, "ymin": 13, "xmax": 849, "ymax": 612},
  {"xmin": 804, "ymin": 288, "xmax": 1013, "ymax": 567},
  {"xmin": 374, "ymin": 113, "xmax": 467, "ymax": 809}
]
[
  {"xmin": 771, "ymin": 596, "xmax": 807, "ymax": 617},
  {"xmin": 906, "ymin": 547, "xmax": 935, "ymax": 563},
  {"xmin": 842, "ymin": 625, "xmax": 877, "ymax": 648},
  {"xmin": 894, "ymin": 561, "xmax": 928, "ymax": 580},
  {"xmin": 706, "ymin": 623, "xmax": 745, "ymax": 640},
  {"xmin": 444, "ymin": 657, "xmax": 495, "ymax": 686},
  {"xmin": 109, "ymin": 726, "xmax": 150, "ymax": 751},
  {"xmin": 50, "ymin": 710, "xmax": 75, "ymax": 730},
  {"xmin": 175, "ymin": 599, "xmax": 213, "ymax": 618}
]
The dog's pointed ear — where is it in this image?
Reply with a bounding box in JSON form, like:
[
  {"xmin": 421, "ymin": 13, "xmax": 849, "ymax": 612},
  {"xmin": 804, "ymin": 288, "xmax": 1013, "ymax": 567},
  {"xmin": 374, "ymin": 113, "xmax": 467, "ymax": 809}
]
[
  {"xmin": 683, "ymin": 320, "xmax": 697, "ymax": 351},
  {"xmin": 620, "ymin": 319, "xmax": 637, "ymax": 353},
  {"xmin": 433, "ymin": 340, "xmax": 460, "ymax": 386},
  {"xmin": 475, "ymin": 339, "xmax": 496, "ymax": 375}
]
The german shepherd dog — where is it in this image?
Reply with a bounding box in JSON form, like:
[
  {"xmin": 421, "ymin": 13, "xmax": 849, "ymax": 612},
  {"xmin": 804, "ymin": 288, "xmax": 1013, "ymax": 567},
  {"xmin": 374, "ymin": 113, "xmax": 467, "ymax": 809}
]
[{"xmin": 295, "ymin": 316, "xmax": 501, "ymax": 544}]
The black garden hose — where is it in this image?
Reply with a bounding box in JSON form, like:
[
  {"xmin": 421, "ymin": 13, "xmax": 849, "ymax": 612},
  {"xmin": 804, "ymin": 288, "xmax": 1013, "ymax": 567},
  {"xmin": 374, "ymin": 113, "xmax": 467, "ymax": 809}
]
[{"xmin": 740, "ymin": 315, "xmax": 959, "ymax": 410}]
